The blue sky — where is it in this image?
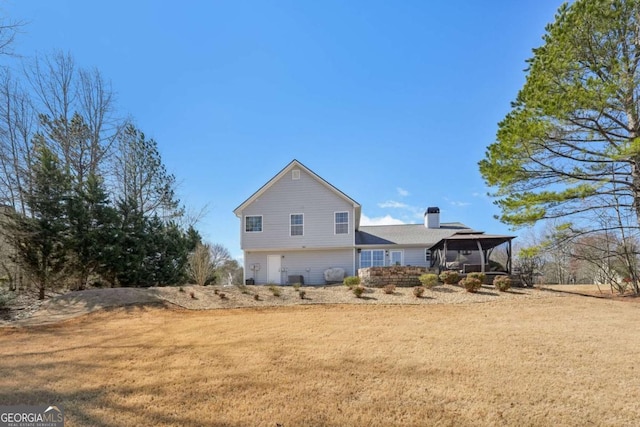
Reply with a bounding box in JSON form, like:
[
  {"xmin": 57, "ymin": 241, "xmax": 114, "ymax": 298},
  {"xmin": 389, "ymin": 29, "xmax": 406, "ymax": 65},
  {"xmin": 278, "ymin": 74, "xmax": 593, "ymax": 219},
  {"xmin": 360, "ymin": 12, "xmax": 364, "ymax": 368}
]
[{"xmin": 3, "ymin": 0, "xmax": 561, "ymax": 258}]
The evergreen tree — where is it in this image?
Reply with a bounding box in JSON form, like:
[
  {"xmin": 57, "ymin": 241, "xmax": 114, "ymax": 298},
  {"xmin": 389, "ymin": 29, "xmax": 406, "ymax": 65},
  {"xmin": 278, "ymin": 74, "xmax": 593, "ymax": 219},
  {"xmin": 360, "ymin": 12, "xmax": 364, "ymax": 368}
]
[
  {"xmin": 67, "ymin": 173, "xmax": 118, "ymax": 290},
  {"xmin": 5, "ymin": 143, "xmax": 70, "ymax": 299}
]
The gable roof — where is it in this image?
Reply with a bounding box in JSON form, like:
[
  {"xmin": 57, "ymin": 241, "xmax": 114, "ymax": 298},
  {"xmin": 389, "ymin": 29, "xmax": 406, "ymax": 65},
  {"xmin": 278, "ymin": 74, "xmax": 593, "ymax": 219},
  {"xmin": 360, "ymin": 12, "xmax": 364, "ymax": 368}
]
[
  {"xmin": 356, "ymin": 223, "xmax": 482, "ymax": 247},
  {"xmin": 233, "ymin": 159, "xmax": 362, "ymax": 227}
]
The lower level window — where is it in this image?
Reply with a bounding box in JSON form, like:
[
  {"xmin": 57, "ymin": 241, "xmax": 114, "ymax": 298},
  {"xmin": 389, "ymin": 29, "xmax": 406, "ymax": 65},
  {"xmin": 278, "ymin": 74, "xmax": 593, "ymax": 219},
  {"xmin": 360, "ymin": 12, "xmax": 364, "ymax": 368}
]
[{"xmin": 360, "ymin": 250, "xmax": 385, "ymax": 268}]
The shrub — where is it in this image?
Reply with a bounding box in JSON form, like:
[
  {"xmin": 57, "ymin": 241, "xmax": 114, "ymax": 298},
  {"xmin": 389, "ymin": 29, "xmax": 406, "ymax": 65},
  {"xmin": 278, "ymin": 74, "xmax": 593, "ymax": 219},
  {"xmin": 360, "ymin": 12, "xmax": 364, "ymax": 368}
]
[
  {"xmin": 268, "ymin": 285, "xmax": 281, "ymax": 297},
  {"xmin": 413, "ymin": 286, "xmax": 426, "ymax": 298},
  {"xmin": 419, "ymin": 273, "xmax": 439, "ymax": 289},
  {"xmin": 439, "ymin": 270, "xmax": 460, "ymax": 284},
  {"xmin": 344, "ymin": 276, "xmax": 361, "ymax": 288},
  {"xmin": 178, "ymin": 286, "xmax": 185, "ymax": 293},
  {"xmin": 253, "ymin": 294, "xmax": 260, "ymax": 301},
  {"xmin": 218, "ymin": 292, "xmax": 227, "ymax": 300},
  {"xmin": 493, "ymin": 275, "xmax": 512, "ymax": 292},
  {"xmin": 299, "ymin": 290, "xmax": 306, "ymax": 299},
  {"xmin": 0, "ymin": 289, "xmax": 14, "ymax": 309},
  {"xmin": 190, "ymin": 291, "xmax": 197, "ymax": 299},
  {"xmin": 459, "ymin": 277, "xmax": 482, "ymax": 293},
  {"xmin": 383, "ymin": 284, "xmax": 396, "ymax": 294},
  {"xmin": 292, "ymin": 282, "xmax": 302, "ymax": 291},
  {"xmin": 352, "ymin": 285, "xmax": 365, "ymax": 298},
  {"xmin": 467, "ymin": 272, "xmax": 486, "ymax": 283},
  {"xmin": 237, "ymin": 284, "xmax": 251, "ymax": 294}
]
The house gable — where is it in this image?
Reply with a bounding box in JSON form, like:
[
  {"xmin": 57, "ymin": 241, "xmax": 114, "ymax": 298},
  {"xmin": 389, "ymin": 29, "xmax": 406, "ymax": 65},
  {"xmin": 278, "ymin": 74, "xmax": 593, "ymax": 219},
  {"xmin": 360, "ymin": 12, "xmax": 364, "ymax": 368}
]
[{"xmin": 234, "ymin": 160, "xmax": 361, "ymax": 251}]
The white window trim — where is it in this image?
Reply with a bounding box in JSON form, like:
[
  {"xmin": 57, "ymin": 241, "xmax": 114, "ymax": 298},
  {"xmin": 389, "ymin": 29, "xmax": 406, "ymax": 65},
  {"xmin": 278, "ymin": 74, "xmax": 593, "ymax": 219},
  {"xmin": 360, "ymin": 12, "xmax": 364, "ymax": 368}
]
[
  {"xmin": 390, "ymin": 250, "xmax": 404, "ymax": 266},
  {"xmin": 334, "ymin": 211, "xmax": 349, "ymax": 235},
  {"xmin": 290, "ymin": 213, "xmax": 304, "ymax": 236},
  {"xmin": 360, "ymin": 249, "xmax": 385, "ymax": 268},
  {"xmin": 245, "ymin": 215, "xmax": 263, "ymax": 233}
]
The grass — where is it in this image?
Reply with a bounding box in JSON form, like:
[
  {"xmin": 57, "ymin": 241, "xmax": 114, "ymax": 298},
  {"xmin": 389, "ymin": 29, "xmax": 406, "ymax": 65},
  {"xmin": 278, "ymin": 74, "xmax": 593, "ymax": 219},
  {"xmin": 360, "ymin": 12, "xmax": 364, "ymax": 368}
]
[{"xmin": 1, "ymin": 296, "xmax": 639, "ymax": 426}]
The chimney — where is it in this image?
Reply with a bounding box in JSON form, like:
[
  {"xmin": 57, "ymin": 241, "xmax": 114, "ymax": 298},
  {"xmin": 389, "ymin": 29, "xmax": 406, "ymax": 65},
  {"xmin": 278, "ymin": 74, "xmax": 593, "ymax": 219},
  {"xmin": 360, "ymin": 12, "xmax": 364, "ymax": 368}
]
[{"xmin": 424, "ymin": 207, "xmax": 440, "ymax": 229}]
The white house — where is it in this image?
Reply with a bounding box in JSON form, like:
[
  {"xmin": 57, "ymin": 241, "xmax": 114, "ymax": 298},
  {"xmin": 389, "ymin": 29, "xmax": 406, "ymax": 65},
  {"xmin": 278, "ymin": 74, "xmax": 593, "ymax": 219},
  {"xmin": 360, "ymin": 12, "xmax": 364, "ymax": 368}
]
[{"xmin": 233, "ymin": 160, "xmax": 513, "ymax": 285}]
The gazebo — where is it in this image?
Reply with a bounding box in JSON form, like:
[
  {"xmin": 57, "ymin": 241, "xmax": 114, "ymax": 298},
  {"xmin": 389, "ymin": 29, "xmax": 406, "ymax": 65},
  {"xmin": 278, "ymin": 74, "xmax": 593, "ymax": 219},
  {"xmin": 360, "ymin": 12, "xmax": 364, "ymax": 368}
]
[{"xmin": 428, "ymin": 233, "xmax": 516, "ymax": 276}]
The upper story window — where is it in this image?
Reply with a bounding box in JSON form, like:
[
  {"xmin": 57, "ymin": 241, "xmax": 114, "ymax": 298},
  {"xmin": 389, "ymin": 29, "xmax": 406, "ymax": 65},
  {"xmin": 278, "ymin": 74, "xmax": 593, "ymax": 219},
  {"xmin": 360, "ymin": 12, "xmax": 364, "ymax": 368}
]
[
  {"xmin": 290, "ymin": 214, "xmax": 304, "ymax": 236},
  {"xmin": 335, "ymin": 211, "xmax": 349, "ymax": 234},
  {"xmin": 245, "ymin": 215, "xmax": 263, "ymax": 232}
]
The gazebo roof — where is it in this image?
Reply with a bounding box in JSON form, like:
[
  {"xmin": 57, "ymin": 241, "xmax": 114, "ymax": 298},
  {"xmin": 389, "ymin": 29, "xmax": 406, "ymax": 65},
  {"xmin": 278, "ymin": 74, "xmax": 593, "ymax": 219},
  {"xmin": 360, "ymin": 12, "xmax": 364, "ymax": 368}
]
[{"xmin": 428, "ymin": 233, "xmax": 516, "ymax": 252}]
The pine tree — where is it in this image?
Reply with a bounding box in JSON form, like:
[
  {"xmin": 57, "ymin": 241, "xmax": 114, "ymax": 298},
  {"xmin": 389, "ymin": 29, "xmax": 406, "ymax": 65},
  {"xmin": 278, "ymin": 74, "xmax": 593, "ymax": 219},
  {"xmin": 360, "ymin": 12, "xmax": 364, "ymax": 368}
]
[{"xmin": 6, "ymin": 143, "xmax": 70, "ymax": 299}]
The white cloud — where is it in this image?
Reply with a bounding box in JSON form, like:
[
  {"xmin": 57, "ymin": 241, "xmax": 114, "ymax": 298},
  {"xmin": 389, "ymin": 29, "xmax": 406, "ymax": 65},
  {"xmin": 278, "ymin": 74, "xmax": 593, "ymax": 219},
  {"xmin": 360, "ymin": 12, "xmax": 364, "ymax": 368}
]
[
  {"xmin": 397, "ymin": 187, "xmax": 409, "ymax": 197},
  {"xmin": 444, "ymin": 196, "xmax": 471, "ymax": 207},
  {"xmin": 378, "ymin": 200, "xmax": 409, "ymax": 209},
  {"xmin": 361, "ymin": 213, "xmax": 405, "ymax": 226}
]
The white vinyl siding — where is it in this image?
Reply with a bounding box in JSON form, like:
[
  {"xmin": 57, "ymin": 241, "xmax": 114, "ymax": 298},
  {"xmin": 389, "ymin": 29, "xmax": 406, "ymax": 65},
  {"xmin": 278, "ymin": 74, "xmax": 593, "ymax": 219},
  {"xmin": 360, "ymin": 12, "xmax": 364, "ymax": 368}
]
[
  {"xmin": 290, "ymin": 214, "xmax": 304, "ymax": 236},
  {"xmin": 360, "ymin": 249, "xmax": 385, "ymax": 268},
  {"xmin": 245, "ymin": 215, "xmax": 262, "ymax": 232},
  {"xmin": 239, "ymin": 166, "xmax": 355, "ymax": 250},
  {"xmin": 244, "ymin": 249, "xmax": 354, "ymax": 285},
  {"xmin": 335, "ymin": 211, "xmax": 349, "ymax": 234}
]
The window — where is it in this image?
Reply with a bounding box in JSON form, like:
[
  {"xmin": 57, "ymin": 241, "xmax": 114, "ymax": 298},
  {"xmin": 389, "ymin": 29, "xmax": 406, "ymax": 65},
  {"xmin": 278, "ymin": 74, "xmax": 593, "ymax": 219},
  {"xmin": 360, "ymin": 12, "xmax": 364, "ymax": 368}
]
[
  {"xmin": 335, "ymin": 212, "xmax": 349, "ymax": 234},
  {"xmin": 290, "ymin": 214, "xmax": 304, "ymax": 236},
  {"xmin": 390, "ymin": 250, "xmax": 403, "ymax": 266},
  {"xmin": 425, "ymin": 250, "xmax": 431, "ymax": 262},
  {"xmin": 360, "ymin": 250, "xmax": 385, "ymax": 268},
  {"xmin": 245, "ymin": 215, "xmax": 262, "ymax": 232},
  {"xmin": 292, "ymin": 169, "xmax": 300, "ymax": 180}
]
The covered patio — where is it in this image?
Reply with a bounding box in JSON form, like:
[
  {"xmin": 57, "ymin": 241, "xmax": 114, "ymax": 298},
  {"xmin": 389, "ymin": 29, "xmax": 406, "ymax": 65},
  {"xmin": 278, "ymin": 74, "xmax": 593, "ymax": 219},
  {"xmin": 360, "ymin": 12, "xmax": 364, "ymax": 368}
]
[{"xmin": 428, "ymin": 233, "xmax": 516, "ymax": 278}]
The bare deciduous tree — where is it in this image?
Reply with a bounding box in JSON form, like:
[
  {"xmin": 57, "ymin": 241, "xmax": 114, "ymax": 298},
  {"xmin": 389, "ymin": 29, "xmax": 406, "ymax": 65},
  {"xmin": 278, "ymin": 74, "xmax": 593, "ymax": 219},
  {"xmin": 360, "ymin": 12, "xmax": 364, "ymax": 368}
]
[{"xmin": 187, "ymin": 243, "xmax": 215, "ymax": 286}]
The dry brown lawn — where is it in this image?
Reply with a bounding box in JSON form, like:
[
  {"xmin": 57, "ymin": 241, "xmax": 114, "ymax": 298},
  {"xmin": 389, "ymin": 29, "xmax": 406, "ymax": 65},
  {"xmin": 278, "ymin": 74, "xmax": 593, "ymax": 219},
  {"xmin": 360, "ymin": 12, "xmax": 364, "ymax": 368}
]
[{"xmin": 1, "ymin": 294, "xmax": 640, "ymax": 426}]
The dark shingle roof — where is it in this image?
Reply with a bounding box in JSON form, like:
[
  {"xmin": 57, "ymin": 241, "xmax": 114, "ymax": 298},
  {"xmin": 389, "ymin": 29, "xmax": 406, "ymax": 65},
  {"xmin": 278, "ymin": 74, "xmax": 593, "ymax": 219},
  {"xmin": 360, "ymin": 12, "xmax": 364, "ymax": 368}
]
[{"xmin": 356, "ymin": 223, "xmax": 481, "ymax": 246}]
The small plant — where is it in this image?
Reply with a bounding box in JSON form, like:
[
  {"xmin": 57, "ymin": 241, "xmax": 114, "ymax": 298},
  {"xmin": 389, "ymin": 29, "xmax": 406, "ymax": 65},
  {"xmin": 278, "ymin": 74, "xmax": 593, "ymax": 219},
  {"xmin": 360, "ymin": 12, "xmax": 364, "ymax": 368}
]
[
  {"xmin": 254, "ymin": 293, "xmax": 260, "ymax": 301},
  {"xmin": 413, "ymin": 286, "xmax": 426, "ymax": 298},
  {"xmin": 268, "ymin": 285, "xmax": 281, "ymax": 297},
  {"xmin": 0, "ymin": 289, "xmax": 14, "ymax": 309},
  {"xmin": 178, "ymin": 286, "xmax": 185, "ymax": 293},
  {"xmin": 493, "ymin": 275, "xmax": 512, "ymax": 292},
  {"xmin": 419, "ymin": 273, "xmax": 439, "ymax": 289},
  {"xmin": 298, "ymin": 290, "xmax": 306, "ymax": 299},
  {"xmin": 439, "ymin": 270, "xmax": 460, "ymax": 284},
  {"xmin": 190, "ymin": 291, "xmax": 196, "ymax": 299},
  {"xmin": 383, "ymin": 284, "xmax": 396, "ymax": 294},
  {"xmin": 352, "ymin": 285, "xmax": 365, "ymax": 298},
  {"xmin": 237, "ymin": 284, "xmax": 250, "ymax": 294},
  {"xmin": 292, "ymin": 282, "xmax": 302, "ymax": 291},
  {"xmin": 213, "ymin": 288, "xmax": 219, "ymax": 295},
  {"xmin": 344, "ymin": 276, "xmax": 361, "ymax": 289},
  {"xmin": 218, "ymin": 292, "xmax": 227, "ymax": 300},
  {"xmin": 459, "ymin": 277, "xmax": 482, "ymax": 293},
  {"xmin": 467, "ymin": 272, "xmax": 486, "ymax": 283}
]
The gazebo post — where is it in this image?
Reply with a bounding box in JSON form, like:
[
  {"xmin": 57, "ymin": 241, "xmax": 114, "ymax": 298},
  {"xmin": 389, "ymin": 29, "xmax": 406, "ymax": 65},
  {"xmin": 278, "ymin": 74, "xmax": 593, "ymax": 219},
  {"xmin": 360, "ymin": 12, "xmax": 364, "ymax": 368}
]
[{"xmin": 477, "ymin": 240, "xmax": 485, "ymax": 273}]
